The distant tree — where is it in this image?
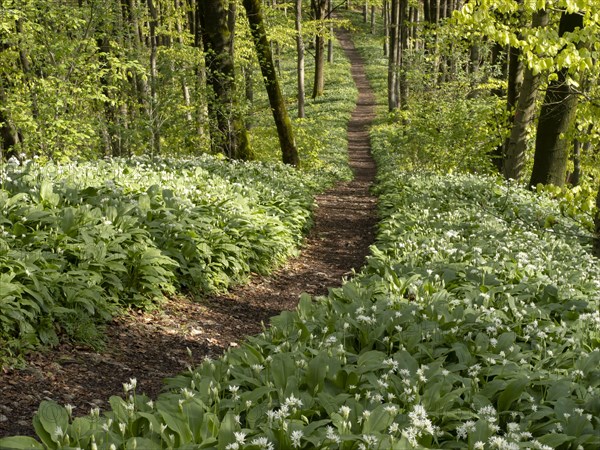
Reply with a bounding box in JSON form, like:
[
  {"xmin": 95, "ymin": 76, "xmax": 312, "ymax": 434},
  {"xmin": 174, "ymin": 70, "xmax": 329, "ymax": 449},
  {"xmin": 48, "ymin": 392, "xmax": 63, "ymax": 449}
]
[
  {"xmin": 311, "ymin": 0, "xmax": 327, "ymax": 98},
  {"xmin": 295, "ymin": 0, "xmax": 306, "ymax": 118},
  {"xmin": 595, "ymin": 183, "xmax": 600, "ymax": 257},
  {"xmin": 387, "ymin": 0, "xmax": 399, "ymax": 111}
]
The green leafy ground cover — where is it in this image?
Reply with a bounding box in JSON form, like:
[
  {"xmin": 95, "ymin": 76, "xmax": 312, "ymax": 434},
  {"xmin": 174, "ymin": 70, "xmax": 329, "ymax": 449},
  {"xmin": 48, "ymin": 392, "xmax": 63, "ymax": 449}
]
[
  {"xmin": 2, "ymin": 18, "xmax": 599, "ymax": 450},
  {"xmin": 4, "ymin": 131, "xmax": 598, "ymax": 449},
  {"xmin": 0, "ymin": 156, "xmax": 312, "ymax": 359},
  {"xmin": 0, "ymin": 39, "xmax": 356, "ymax": 364}
]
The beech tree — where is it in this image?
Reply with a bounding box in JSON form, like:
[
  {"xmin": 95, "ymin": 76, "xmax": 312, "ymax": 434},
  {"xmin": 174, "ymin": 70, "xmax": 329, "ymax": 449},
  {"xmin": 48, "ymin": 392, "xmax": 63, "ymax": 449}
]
[
  {"xmin": 595, "ymin": 184, "xmax": 600, "ymax": 257},
  {"xmin": 198, "ymin": 0, "xmax": 251, "ymax": 160},
  {"xmin": 295, "ymin": 0, "xmax": 306, "ymax": 118},
  {"xmin": 311, "ymin": 0, "xmax": 327, "ymax": 98},
  {"xmin": 503, "ymin": 10, "xmax": 549, "ymax": 181},
  {"xmin": 454, "ymin": 1, "xmax": 599, "ymax": 184},
  {"xmin": 243, "ymin": 0, "xmax": 300, "ymax": 166},
  {"xmin": 529, "ymin": 11, "xmax": 584, "ymax": 188}
]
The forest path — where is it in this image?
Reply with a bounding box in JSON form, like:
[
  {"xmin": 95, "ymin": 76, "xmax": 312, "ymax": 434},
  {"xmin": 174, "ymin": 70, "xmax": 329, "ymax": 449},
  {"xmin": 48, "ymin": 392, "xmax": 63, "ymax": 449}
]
[{"xmin": 0, "ymin": 31, "xmax": 378, "ymax": 437}]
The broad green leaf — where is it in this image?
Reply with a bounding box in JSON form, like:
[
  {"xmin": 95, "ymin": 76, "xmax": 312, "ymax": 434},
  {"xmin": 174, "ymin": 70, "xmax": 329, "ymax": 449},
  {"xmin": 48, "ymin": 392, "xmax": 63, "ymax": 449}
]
[
  {"xmin": 0, "ymin": 436, "xmax": 44, "ymax": 449},
  {"xmin": 498, "ymin": 378, "xmax": 528, "ymax": 412}
]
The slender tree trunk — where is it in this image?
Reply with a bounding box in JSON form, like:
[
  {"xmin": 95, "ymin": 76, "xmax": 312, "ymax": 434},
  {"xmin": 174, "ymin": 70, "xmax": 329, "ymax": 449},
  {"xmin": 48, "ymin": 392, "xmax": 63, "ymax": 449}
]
[
  {"xmin": 147, "ymin": 0, "xmax": 161, "ymax": 156},
  {"xmin": 568, "ymin": 139, "xmax": 581, "ymax": 186},
  {"xmin": 312, "ymin": 0, "xmax": 327, "ymax": 98},
  {"xmin": 363, "ymin": 1, "xmax": 368, "ymax": 22},
  {"xmin": 327, "ymin": 0, "xmax": 333, "ymax": 63},
  {"xmin": 502, "ymin": 10, "xmax": 548, "ymax": 179},
  {"xmin": 388, "ymin": 0, "xmax": 400, "ymax": 111},
  {"xmin": 243, "ymin": 0, "xmax": 299, "ymax": 166},
  {"xmin": 530, "ymin": 11, "xmax": 583, "ymax": 187},
  {"xmin": 193, "ymin": 0, "xmax": 209, "ymax": 141},
  {"xmin": 399, "ymin": 0, "xmax": 409, "ymax": 109},
  {"xmin": 594, "ymin": 183, "xmax": 600, "ymax": 258},
  {"xmin": 383, "ymin": 1, "xmax": 389, "ymax": 56},
  {"xmin": 199, "ymin": 0, "xmax": 250, "ymax": 160},
  {"xmin": 295, "ymin": 0, "xmax": 306, "ymax": 118},
  {"xmin": 370, "ymin": 5, "xmax": 376, "ymax": 34}
]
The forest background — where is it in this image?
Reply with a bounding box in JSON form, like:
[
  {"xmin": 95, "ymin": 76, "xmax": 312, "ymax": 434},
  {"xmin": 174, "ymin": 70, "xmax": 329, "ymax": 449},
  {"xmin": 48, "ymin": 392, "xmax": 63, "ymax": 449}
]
[{"xmin": 0, "ymin": 0, "xmax": 599, "ymax": 448}]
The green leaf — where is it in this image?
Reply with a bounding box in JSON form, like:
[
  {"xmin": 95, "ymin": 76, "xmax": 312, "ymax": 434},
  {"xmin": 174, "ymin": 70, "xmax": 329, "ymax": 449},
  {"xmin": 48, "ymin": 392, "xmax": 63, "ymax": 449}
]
[
  {"xmin": 362, "ymin": 404, "xmax": 393, "ymax": 433},
  {"xmin": 0, "ymin": 436, "xmax": 44, "ymax": 449},
  {"xmin": 125, "ymin": 437, "xmax": 162, "ymax": 450},
  {"xmin": 537, "ymin": 433, "xmax": 574, "ymax": 447},
  {"xmin": 217, "ymin": 411, "xmax": 237, "ymax": 450},
  {"xmin": 34, "ymin": 401, "xmax": 69, "ymax": 442},
  {"xmin": 498, "ymin": 378, "xmax": 528, "ymax": 412}
]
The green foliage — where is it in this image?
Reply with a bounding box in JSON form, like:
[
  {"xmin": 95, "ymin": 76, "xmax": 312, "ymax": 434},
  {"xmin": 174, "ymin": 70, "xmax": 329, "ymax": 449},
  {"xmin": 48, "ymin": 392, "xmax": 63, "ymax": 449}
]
[
  {"xmin": 0, "ymin": 154, "xmax": 326, "ymax": 362},
  {"xmin": 5, "ymin": 143, "xmax": 598, "ymax": 449}
]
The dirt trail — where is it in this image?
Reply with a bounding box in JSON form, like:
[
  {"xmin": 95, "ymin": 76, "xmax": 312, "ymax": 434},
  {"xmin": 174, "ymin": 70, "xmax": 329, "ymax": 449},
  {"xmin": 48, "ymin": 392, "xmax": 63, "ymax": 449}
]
[{"xmin": 0, "ymin": 31, "xmax": 378, "ymax": 438}]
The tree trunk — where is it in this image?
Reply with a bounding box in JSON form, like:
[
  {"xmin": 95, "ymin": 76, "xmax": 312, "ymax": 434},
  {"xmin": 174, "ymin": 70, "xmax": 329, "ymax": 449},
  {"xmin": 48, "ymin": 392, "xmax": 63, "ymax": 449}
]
[
  {"xmin": 147, "ymin": 0, "xmax": 161, "ymax": 156},
  {"xmin": 383, "ymin": 1, "xmax": 389, "ymax": 56},
  {"xmin": 594, "ymin": 183, "xmax": 600, "ymax": 258},
  {"xmin": 198, "ymin": 0, "xmax": 250, "ymax": 160},
  {"xmin": 399, "ymin": 0, "xmax": 409, "ymax": 109},
  {"xmin": 295, "ymin": 0, "xmax": 306, "ymax": 118},
  {"xmin": 388, "ymin": 0, "xmax": 400, "ymax": 111},
  {"xmin": 506, "ymin": 46, "xmax": 523, "ymax": 114},
  {"xmin": 370, "ymin": 5, "xmax": 376, "ymax": 34},
  {"xmin": 327, "ymin": 0, "xmax": 333, "ymax": 63},
  {"xmin": 502, "ymin": 10, "xmax": 549, "ymax": 180},
  {"xmin": 312, "ymin": 0, "xmax": 327, "ymax": 98},
  {"xmin": 243, "ymin": 0, "xmax": 299, "ymax": 166},
  {"xmin": 530, "ymin": 11, "xmax": 583, "ymax": 188}
]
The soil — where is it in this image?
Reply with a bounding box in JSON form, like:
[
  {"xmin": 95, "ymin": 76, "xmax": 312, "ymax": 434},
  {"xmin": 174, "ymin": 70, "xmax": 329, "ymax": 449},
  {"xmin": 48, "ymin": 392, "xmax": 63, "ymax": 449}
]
[{"xmin": 0, "ymin": 30, "xmax": 377, "ymax": 439}]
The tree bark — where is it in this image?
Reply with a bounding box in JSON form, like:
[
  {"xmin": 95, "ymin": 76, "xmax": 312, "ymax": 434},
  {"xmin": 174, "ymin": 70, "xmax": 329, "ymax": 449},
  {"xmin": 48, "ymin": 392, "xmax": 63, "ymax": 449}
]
[
  {"xmin": 530, "ymin": 11, "xmax": 583, "ymax": 187},
  {"xmin": 243, "ymin": 0, "xmax": 299, "ymax": 166},
  {"xmin": 370, "ymin": 5, "xmax": 376, "ymax": 34},
  {"xmin": 327, "ymin": 0, "xmax": 333, "ymax": 63},
  {"xmin": 502, "ymin": 10, "xmax": 549, "ymax": 181},
  {"xmin": 383, "ymin": 1, "xmax": 389, "ymax": 56},
  {"xmin": 388, "ymin": 0, "xmax": 400, "ymax": 111},
  {"xmin": 594, "ymin": 183, "xmax": 600, "ymax": 258},
  {"xmin": 295, "ymin": 0, "xmax": 306, "ymax": 118},
  {"xmin": 198, "ymin": 0, "xmax": 250, "ymax": 160},
  {"xmin": 399, "ymin": 0, "xmax": 409, "ymax": 109},
  {"xmin": 311, "ymin": 0, "xmax": 327, "ymax": 98}
]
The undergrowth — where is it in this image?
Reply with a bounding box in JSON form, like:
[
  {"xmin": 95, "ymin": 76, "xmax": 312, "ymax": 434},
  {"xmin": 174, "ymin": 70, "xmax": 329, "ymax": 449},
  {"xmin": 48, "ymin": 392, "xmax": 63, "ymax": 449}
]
[{"xmin": 1, "ymin": 9, "xmax": 598, "ymax": 450}]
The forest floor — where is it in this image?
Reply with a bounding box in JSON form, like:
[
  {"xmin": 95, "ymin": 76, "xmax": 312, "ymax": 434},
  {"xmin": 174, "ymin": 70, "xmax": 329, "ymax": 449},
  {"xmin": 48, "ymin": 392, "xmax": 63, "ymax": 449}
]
[{"xmin": 0, "ymin": 30, "xmax": 378, "ymax": 438}]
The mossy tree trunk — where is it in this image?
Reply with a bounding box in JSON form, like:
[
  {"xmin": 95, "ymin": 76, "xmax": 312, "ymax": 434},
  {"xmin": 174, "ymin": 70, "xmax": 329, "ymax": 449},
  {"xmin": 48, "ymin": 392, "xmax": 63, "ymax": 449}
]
[
  {"xmin": 529, "ymin": 11, "xmax": 583, "ymax": 188},
  {"xmin": 198, "ymin": 0, "xmax": 250, "ymax": 160},
  {"xmin": 242, "ymin": 0, "xmax": 299, "ymax": 166}
]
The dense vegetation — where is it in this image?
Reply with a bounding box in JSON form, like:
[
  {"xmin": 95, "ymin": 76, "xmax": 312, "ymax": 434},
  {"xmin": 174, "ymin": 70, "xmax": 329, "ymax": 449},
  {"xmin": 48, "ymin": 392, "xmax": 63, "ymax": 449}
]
[
  {"xmin": 1, "ymin": 1, "xmax": 599, "ymax": 449},
  {"xmin": 0, "ymin": 33, "xmax": 356, "ymax": 364}
]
